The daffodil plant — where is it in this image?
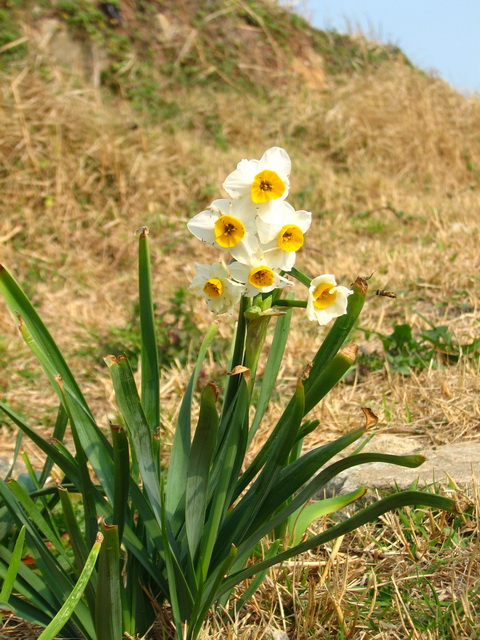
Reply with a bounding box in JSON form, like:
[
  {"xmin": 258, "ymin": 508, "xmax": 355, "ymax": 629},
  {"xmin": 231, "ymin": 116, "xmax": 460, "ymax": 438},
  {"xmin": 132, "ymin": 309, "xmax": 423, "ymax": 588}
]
[{"xmin": 0, "ymin": 148, "xmax": 455, "ymax": 640}]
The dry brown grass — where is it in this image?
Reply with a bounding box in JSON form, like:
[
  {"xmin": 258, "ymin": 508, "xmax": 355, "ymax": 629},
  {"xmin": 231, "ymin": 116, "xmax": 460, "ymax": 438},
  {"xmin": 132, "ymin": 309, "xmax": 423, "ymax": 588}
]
[{"xmin": 1, "ymin": 4, "xmax": 480, "ymax": 637}]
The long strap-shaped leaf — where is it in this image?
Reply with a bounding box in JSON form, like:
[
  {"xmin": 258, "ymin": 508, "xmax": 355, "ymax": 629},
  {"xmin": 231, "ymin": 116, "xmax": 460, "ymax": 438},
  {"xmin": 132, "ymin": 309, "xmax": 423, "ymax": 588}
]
[
  {"xmin": 0, "ymin": 536, "xmax": 66, "ymax": 616},
  {"xmin": 6, "ymin": 480, "xmax": 73, "ymax": 569},
  {"xmin": 234, "ymin": 346, "xmax": 358, "ymax": 499},
  {"xmin": 238, "ymin": 453, "xmax": 428, "ymax": 556},
  {"xmin": 0, "ymin": 264, "xmax": 91, "ymax": 418},
  {"xmin": 247, "ymin": 426, "xmax": 367, "ymax": 524},
  {"xmin": 196, "ymin": 379, "xmax": 249, "ymax": 583},
  {"xmin": 0, "ymin": 403, "xmax": 166, "ymax": 594},
  {"xmin": 216, "ymin": 380, "xmax": 305, "ymax": 556},
  {"xmin": 95, "ymin": 522, "xmax": 123, "ymax": 640},
  {"xmin": 37, "ymin": 533, "xmax": 103, "ymax": 640},
  {"xmin": 0, "ymin": 265, "xmax": 115, "ymax": 494},
  {"xmin": 231, "ymin": 424, "xmax": 366, "ymax": 532},
  {"xmin": 186, "ymin": 383, "xmax": 219, "ymax": 568},
  {"xmin": 0, "ymin": 525, "xmax": 25, "ymax": 618},
  {"xmin": 166, "ymin": 323, "xmax": 219, "ymax": 522},
  {"xmin": 138, "ymin": 227, "xmax": 160, "ymax": 432},
  {"xmin": 187, "ymin": 543, "xmax": 237, "ymax": 640},
  {"xmin": 248, "ymin": 303, "xmax": 292, "ymax": 445},
  {"xmin": 0, "ymin": 480, "xmax": 95, "ymax": 638},
  {"xmin": 217, "ymin": 490, "xmax": 456, "ymax": 597},
  {"xmin": 106, "ymin": 354, "xmax": 162, "ymax": 525}
]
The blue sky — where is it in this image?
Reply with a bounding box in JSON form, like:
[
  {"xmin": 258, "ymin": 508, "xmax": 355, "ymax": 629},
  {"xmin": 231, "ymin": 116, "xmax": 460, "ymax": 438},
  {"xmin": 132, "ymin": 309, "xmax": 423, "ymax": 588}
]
[{"xmin": 286, "ymin": 1, "xmax": 480, "ymax": 94}]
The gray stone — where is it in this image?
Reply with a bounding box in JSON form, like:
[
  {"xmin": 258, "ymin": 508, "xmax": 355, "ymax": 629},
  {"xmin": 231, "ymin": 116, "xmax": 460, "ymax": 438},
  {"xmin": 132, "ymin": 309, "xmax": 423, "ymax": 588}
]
[{"xmin": 321, "ymin": 435, "xmax": 480, "ymax": 496}]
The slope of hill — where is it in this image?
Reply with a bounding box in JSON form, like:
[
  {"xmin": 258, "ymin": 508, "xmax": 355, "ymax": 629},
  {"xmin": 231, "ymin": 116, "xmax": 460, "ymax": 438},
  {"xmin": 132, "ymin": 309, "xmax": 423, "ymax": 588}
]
[{"xmin": 1, "ymin": 0, "xmax": 479, "ymax": 434}]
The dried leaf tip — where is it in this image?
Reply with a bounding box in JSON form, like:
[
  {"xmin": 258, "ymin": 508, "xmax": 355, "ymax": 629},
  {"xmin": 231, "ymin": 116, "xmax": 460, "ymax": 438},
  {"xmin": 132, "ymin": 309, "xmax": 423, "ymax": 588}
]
[
  {"xmin": 351, "ymin": 275, "xmax": 369, "ymax": 295},
  {"xmin": 361, "ymin": 406, "xmax": 379, "ymax": 429},
  {"xmin": 104, "ymin": 354, "xmax": 128, "ymax": 365},
  {"xmin": 135, "ymin": 225, "xmax": 149, "ymax": 238},
  {"xmin": 340, "ymin": 341, "xmax": 358, "ymax": 361},
  {"xmin": 206, "ymin": 381, "xmax": 220, "ymax": 400},
  {"xmin": 228, "ymin": 365, "xmax": 250, "ymax": 377}
]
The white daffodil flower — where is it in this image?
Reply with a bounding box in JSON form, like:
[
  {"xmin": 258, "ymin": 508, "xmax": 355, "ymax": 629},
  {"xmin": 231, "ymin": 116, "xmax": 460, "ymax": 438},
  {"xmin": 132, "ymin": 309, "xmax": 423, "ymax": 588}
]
[
  {"xmin": 307, "ymin": 274, "xmax": 353, "ymax": 325},
  {"xmin": 187, "ymin": 199, "xmax": 258, "ymax": 254},
  {"xmin": 255, "ymin": 200, "xmax": 312, "ymax": 271},
  {"xmin": 222, "ymin": 147, "xmax": 291, "ymax": 205},
  {"xmin": 228, "ymin": 249, "xmax": 293, "ymax": 298},
  {"xmin": 190, "ymin": 262, "xmax": 245, "ymax": 314},
  {"xmin": 256, "ymin": 201, "xmax": 312, "ymax": 245}
]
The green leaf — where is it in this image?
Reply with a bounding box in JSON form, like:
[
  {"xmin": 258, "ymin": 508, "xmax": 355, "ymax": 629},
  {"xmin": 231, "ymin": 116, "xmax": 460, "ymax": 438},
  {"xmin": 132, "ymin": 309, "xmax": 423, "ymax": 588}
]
[
  {"xmin": 216, "ymin": 381, "xmax": 305, "ymax": 553},
  {"xmin": 0, "ymin": 541, "xmax": 60, "ymax": 616},
  {"xmin": 58, "ymin": 486, "xmax": 97, "ymax": 613},
  {"xmin": 0, "ymin": 264, "xmax": 91, "ymax": 419},
  {"xmin": 0, "ymin": 480, "xmax": 95, "ymax": 638},
  {"xmin": 111, "ymin": 424, "xmax": 130, "ymax": 543},
  {"xmin": 95, "ymin": 522, "xmax": 123, "ymax": 640},
  {"xmin": 105, "ymin": 354, "xmax": 161, "ymax": 524},
  {"xmin": 288, "ymin": 487, "xmax": 366, "ymax": 545},
  {"xmin": 37, "ymin": 533, "xmax": 103, "ymax": 640},
  {"xmin": 197, "ymin": 379, "xmax": 249, "ymax": 582},
  {"xmin": 57, "ymin": 380, "xmax": 99, "ymax": 547},
  {"xmin": 248, "ymin": 301, "xmax": 292, "ymax": 445},
  {"xmin": 240, "ymin": 452, "xmax": 427, "ymax": 554},
  {"xmin": 188, "ymin": 544, "xmax": 237, "ymax": 640},
  {"xmin": 304, "ymin": 343, "xmax": 357, "ymax": 413},
  {"xmin": 218, "ymin": 491, "xmax": 456, "ymax": 597},
  {"xmin": 138, "ymin": 227, "xmax": 160, "ymax": 432},
  {"xmin": 39, "ymin": 404, "xmax": 68, "ymax": 486},
  {"xmin": 186, "ymin": 383, "xmax": 219, "ymax": 566},
  {"xmin": 160, "ymin": 480, "xmax": 193, "ymax": 637},
  {"xmin": 166, "ymin": 322, "xmax": 219, "ymax": 523},
  {"xmin": 0, "ymin": 525, "xmax": 25, "ymax": 617},
  {"xmin": 6, "ymin": 479, "xmax": 72, "ymax": 569},
  {"xmin": 226, "ymin": 540, "xmax": 281, "ymax": 616},
  {"xmin": 0, "ymin": 266, "xmax": 115, "ymax": 494}
]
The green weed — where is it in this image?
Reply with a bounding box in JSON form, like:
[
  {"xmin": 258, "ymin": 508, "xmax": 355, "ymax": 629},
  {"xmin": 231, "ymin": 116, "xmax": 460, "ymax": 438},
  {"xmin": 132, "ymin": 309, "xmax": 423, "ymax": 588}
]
[{"xmin": 359, "ymin": 322, "xmax": 480, "ymax": 375}]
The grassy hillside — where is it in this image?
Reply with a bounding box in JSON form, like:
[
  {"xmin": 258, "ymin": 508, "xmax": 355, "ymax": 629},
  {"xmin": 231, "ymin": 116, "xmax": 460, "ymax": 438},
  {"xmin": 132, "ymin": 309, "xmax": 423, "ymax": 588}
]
[{"xmin": 0, "ymin": 1, "xmax": 479, "ymax": 637}]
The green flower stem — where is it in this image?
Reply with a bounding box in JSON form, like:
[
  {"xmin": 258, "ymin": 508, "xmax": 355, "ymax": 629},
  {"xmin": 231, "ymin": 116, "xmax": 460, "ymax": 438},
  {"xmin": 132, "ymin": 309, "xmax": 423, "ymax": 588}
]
[
  {"xmin": 288, "ymin": 267, "xmax": 312, "ymax": 288},
  {"xmin": 244, "ymin": 315, "xmax": 271, "ymax": 390},
  {"xmin": 222, "ymin": 296, "xmax": 249, "ymax": 411},
  {"xmin": 273, "ymin": 299, "xmax": 307, "ymax": 308}
]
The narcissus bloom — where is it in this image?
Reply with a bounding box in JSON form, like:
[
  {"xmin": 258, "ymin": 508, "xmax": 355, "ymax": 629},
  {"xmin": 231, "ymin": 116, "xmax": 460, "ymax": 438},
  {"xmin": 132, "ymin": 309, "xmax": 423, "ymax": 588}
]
[
  {"xmin": 223, "ymin": 147, "xmax": 291, "ymax": 205},
  {"xmin": 190, "ymin": 262, "xmax": 245, "ymax": 314},
  {"xmin": 307, "ymin": 274, "xmax": 353, "ymax": 325},
  {"xmin": 229, "ymin": 250, "xmax": 293, "ymax": 298},
  {"xmin": 187, "ymin": 199, "xmax": 257, "ymax": 254},
  {"xmin": 256, "ymin": 200, "xmax": 312, "ymax": 271}
]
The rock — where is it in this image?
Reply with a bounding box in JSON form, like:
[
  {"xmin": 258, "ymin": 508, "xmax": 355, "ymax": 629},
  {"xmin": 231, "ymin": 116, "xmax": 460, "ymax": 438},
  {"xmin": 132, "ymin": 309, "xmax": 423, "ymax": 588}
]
[{"xmin": 321, "ymin": 435, "xmax": 480, "ymax": 497}]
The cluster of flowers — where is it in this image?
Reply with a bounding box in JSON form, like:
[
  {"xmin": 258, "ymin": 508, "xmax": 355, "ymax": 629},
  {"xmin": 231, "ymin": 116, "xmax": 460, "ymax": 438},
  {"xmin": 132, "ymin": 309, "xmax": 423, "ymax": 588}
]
[{"xmin": 188, "ymin": 147, "xmax": 353, "ymax": 325}]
